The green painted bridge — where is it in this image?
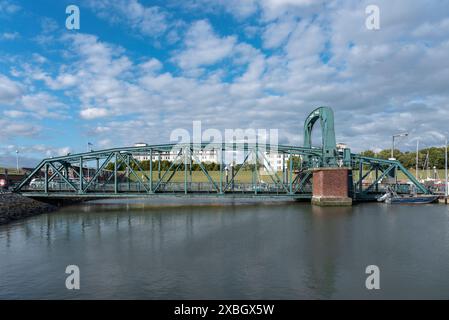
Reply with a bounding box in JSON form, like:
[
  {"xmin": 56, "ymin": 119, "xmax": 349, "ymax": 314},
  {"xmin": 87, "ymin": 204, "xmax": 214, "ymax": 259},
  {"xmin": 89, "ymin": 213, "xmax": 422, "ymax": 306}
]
[{"xmin": 14, "ymin": 107, "xmax": 430, "ymax": 202}]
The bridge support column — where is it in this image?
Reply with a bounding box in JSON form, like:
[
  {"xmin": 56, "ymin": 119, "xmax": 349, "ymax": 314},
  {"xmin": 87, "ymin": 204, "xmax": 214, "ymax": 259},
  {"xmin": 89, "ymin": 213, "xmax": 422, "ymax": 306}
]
[{"xmin": 311, "ymin": 168, "xmax": 352, "ymax": 206}]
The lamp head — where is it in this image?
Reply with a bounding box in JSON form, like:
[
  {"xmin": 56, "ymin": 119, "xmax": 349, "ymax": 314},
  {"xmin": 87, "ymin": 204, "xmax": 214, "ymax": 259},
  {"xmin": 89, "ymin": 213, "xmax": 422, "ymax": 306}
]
[{"xmin": 393, "ymin": 132, "xmax": 409, "ymax": 138}]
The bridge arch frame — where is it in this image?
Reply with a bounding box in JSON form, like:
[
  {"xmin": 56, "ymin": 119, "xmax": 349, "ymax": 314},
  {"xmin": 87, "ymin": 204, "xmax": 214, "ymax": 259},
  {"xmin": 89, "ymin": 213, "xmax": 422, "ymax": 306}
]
[{"xmin": 303, "ymin": 106, "xmax": 337, "ymax": 166}]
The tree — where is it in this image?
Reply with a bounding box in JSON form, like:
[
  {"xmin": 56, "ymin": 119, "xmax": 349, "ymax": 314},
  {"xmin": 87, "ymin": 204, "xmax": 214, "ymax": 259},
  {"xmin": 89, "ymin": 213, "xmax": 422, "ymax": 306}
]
[
  {"xmin": 286, "ymin": 156, "xmax": 301, "ymax": 170},
  {"xmin": 358, "ymin": 145, "xmax": 449, "ymax": 170},
  {"xmin": 360, "ymin": 150, "xmax": 375, "ymax": 158}
]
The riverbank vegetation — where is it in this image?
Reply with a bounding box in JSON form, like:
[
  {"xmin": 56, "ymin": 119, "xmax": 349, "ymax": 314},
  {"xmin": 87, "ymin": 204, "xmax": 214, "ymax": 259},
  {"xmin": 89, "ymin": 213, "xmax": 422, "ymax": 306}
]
[{"xmin": 360, "ymin": 146, "xmax": 448, "ymax": 169}]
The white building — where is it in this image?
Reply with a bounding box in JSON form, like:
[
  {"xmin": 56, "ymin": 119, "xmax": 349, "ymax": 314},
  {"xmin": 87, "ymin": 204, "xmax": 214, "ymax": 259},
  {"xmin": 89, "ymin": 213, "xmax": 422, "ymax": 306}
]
[
  {"xmin": 263, "ymin": 152, "xmax": 285, "ymax": 173},
  {"xmin": 337, "ymin": 143, "xmax": 348, "ymax": 151},
  {"xmin": 132, "ymin": 143, "xmax": 219, "ymax": 163}
]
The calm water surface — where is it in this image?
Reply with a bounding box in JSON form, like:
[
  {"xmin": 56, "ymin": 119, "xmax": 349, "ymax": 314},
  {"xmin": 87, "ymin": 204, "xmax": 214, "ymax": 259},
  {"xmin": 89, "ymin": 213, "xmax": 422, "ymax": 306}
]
[{"xmin": 1, "ymin": 199, "xmax": 449, "ymax": 299}]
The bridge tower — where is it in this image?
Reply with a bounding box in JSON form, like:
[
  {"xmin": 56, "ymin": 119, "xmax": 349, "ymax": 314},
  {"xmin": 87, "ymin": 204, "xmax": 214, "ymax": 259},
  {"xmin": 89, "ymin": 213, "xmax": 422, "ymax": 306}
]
[{"xmin": 304, "ymin": 107, "xmax": 352, "ymax": 206}]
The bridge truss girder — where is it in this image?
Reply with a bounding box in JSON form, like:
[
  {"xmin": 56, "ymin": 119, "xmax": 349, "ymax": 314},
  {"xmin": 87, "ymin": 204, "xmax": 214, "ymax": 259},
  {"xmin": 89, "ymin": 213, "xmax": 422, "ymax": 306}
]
[
  {"xmin": 350, "ymin": 154, "xmax": 430, "ymax": 200},
  {"xmin": 14, "ymin": 143, "xmax": 430, "ymax": 200},
  {"xmin": 14, "ymin": 143, "xmax": 322, "ymax": 197}
]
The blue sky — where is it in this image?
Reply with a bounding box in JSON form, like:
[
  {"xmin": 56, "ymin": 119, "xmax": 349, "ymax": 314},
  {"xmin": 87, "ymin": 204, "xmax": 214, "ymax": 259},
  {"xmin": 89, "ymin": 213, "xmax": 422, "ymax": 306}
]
[{"xmin": 1, "ymin": 0, "xmax": 449, "ymax": 166}]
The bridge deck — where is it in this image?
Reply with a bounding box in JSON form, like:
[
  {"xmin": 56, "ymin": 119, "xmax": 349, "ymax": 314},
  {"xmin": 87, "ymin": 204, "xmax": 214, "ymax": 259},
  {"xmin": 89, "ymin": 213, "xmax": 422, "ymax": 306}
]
[{"xmin": 20, "ymin": 191, "xmax": 313, "ymax": 200}]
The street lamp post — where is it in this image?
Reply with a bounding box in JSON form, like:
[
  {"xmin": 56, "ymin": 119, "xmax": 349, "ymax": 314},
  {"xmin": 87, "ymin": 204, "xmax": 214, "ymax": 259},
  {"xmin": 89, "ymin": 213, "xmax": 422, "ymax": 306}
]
[
  {"xmin": 15, "ymin": 150, "xmax": 19, "ymax": 172},
  {"xmin": 225, "ymin": 166, "xmax": 229, "ymax": 186},
  {"xmin": 416, "ymin": 140, "xmax": 419, "ymax": 179},
  {"xmin": 87, "ymin": 142, "xmax": 93, "ymax": 181},
  {"xmin": 391, "ymin": 133, "xmax": 409, "ymax": 159},
  {"xmin": 445, "ymin": 138, "xmax": 448, "ymax": 202},
  {"xmin": 230, "ymin": 163, "xmax": 234, "ymax": 191}
]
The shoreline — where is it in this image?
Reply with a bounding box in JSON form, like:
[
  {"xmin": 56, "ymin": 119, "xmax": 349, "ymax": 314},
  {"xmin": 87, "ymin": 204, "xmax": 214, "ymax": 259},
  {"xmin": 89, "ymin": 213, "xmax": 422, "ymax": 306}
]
[{"xmin": 0, "ymin": 192, "xmax": 57, "ymax": 225}]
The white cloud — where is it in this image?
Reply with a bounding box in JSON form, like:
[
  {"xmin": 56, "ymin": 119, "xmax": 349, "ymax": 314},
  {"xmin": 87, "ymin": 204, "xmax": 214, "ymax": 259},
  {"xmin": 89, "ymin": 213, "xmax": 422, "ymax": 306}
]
[
  {"xmin": 172, "ymin": 20, "xmax": 237, "ymax": 70},
  {"xmin": 3, "ymin": 110, "xmax": 26, "ymax": 118},
  {"xmin": 139, "ymin": 58, "xmax": 162, "ymax": 73},
  {"xmin": 285, "ymin": 20, "xmax": 326, "ymax": 61},
  {"xmin": 2, "ymin": 91, "xmax": 69, "ymax": 120},
  {"xmin": 42, "ymin": 11, "xmax": 449, "ymax": 151},
  {"xmin": 0, "ymin": 144, "xmax": 73, "ymax": 166},
  {"xmin": 0, "ymin": 74, "xmax": 22, "ymax": 104},
  {"xmin": 0, "ymin": 119, "xmax": 40, "ymax": 141},
  {"xmin": 87, "ymin": 0, "xmax": 168, "ymax": 37},
  {"xmin": 412, "ymin": 18, "xmax": 449, "ymax": 40},
  {"xmin": 80, "ymin": 107, "xmax": 109, "ymax": 119},
  {"xmin": 19, "ymin": 93, "xmax": 68, "ymax": 119},
  {"xmin": 261, "ymin": 0, "xmax": 316, "ymax": 11},
  {"xmin": 47, "ymin": 73, "xmax": 78, "ymax": 90},
  {"xmin": 54, "ymin": 146, "xmax": 71, "ymax": 157},
  {"xmin": 92, "ymin": 126, "xmax": 111, "ymax": 134},
  {"xmin": 0, "ymin": 0, "xmax": 20, "ymax": 15},
  {"xmin": 219, "ymin": 0, "xmax": 258, "ymax": 19},
  {"xmin": 259, "ymin": 0, "xmax": 324, "ymax": 20},
  {"xmin": 0, "ymin": 31, "xmax": 19, "ymax": 40},
  {"xmin": 262, "ymin": 16, "xmax": 297, "ymax": 49},
  {"xmin": 66, "ymin": 33, "xmax": 132, "ymax": 77},
  {"xmin": 4, "ymin": 0, "xmax": 449, "ymax": 158},
  {"xmin": 32, "ymin": 53, "xmax": 47, "ymax": 64},
  {"xmin": 179, "ymin": 0, "xmax": 319, "ymax": 21}
]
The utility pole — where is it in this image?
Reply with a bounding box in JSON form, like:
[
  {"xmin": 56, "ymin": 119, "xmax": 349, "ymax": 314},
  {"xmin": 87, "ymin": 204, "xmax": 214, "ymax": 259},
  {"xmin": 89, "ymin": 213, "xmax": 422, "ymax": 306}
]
[
  {"xmin": 15, "ymin": 150, "xmax": 19, "ymax": 172},
  {"xmin": 445, "ymin": 138, "xmax": 448, "ymax": 203},
  {"xmin": 416, "ymin": 140, "xmax": 419, "ymax": 179},
  {"xmin": 391, "ymin": 136, "xmax": 394, "ymax": 159},
  {"xmin": 87, "ymin": 142, "xmax": 94, "ymax": 180}
]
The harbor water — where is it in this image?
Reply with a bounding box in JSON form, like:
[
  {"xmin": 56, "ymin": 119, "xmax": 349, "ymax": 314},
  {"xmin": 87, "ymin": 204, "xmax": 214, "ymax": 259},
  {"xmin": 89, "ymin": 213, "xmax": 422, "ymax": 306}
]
[{"xmin": 1, "ymin": 199, "xmax": 449, "ymax": 299}]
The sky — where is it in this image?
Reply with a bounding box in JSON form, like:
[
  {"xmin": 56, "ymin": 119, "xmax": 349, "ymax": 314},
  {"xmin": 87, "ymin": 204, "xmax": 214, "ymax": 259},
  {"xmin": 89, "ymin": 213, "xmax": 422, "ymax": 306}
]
[{"xmin": 0, "ymin": 0, "xmax": 449, "ymax": 167}]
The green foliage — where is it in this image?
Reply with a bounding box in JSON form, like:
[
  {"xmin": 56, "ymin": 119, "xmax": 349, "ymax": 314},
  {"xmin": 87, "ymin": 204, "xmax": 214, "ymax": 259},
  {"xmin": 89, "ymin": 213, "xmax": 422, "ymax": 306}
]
[
  {"xmin": 286, "ymin": 156, "xmax": 302, "ymax": 170},
  {"xmin": 360, "ymin": 150, "xmax": 375, "ymax": 158},
  {"xmin": 105, "ymin": 159, "xmax": 237, "ymax": 172},
  {"xmin": 360, "ymin": 146, "xmax": 449, "ymax": 169},
  {"xmin": 105, "ymin": 160, "xmax": 126, "ymax": 171}
]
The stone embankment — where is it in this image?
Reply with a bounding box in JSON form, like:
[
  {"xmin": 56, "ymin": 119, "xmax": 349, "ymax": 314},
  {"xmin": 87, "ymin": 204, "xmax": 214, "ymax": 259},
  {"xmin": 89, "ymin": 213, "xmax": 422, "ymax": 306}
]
[{"xmin": 0, "ymin": 192, "xmax": 56, "ymax": 224}]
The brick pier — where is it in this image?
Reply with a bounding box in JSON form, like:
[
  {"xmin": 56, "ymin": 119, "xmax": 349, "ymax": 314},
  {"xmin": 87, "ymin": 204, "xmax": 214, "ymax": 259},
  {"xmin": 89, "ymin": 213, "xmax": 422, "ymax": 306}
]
[{"xmin": 311, "ymin": 167, "xmax": 352, "ymax": 206}]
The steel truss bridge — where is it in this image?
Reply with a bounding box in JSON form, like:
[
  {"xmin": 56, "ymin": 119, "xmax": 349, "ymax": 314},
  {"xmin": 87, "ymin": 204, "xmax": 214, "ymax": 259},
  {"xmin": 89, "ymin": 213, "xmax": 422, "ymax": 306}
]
[{"xmin": 14, "ymin": 107, "xmax": 430, "ymax": 201}]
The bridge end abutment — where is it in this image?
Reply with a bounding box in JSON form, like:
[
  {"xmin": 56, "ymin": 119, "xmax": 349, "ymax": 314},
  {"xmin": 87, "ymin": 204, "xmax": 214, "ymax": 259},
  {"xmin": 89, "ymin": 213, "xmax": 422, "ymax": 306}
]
[{"xmin": 311, "ymin": 167, "xmax": 352, "ymax": 206}]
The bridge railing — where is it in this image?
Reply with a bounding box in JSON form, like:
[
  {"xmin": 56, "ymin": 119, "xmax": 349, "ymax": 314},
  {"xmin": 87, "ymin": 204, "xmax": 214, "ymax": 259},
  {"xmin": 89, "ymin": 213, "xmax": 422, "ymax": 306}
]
[{"xmin": 19, "ymin": 181, "xmax": 313, "ymax": 195}]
